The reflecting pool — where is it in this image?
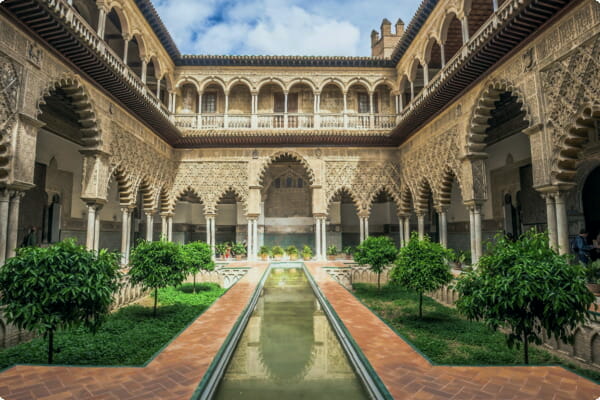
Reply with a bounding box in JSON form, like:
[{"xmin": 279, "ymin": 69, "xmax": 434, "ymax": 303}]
[{"xmin": 214, "ymin": 266, "xmax": 369, "ymax": 399}]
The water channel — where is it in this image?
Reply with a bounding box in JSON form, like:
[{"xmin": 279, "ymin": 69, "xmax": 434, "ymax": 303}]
[{"xmin": 213, "ymin": 265, "xmax": 370, "ymax": 399}]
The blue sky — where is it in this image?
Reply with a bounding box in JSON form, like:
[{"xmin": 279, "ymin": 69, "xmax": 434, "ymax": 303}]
[{"xmin": 154, "ymin": 0, "xmax": 419, "ymax": 56}]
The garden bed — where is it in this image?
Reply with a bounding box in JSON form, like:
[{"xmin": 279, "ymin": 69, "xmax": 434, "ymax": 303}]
[
  {"xmin": 353, "ymin": 283, "xmax": 600, "ymax": 382},
  {"xmin": 0, "ymin": 283, "xmax": 225, "ymax": 369}
]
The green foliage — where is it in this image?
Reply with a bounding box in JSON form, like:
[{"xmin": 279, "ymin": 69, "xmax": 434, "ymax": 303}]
[
  {"xmin": 391, "ymin": 233, "xmax": 453, "ymax": 316},
  {"xmin": 271, "ymin": 245, "xmax": 284, "ymax": 257},
  {"xmin": 354, "ymin": 236, "xmax": 398, "ymax": 289},
  {"xmin": 286, "ymin": 245, "xmax": 298, "ymax": 256},
  {"xmin": 326, "ymin": 245, "xmax": 338, "ymax": 256},
  {"xmin": 0, "ymin": 239, "xmax": 121, "ymax": 363},
  {"xmin": 302, "ymin": 245, "xmax": 313, "ymax": 258},
  {"xmin": 259, "ymin": 245, "xmax": 270, "ymax": 256},
  {"xmin": 455, "ymin": 230, "xmax": 595, "ymax": 364},
  {"xmin": 584, "ymin": 260, "xmax": 600, "ymax": 284},
  {"xmin": 343, "ymin": 246, "xmax": 354, "ymax": 255},
  {"xmin": 129, "ymin": 240, "xmax": 187, "ymax": 316},
  {"xmin": 353, "ymin": 283, "xmax": 600, "ymax": 382},
  {"xmin": 0, "ymin": 283, "xmax": 224, "ymax": 369},
  {"xmin": 215, "ymin": 243, "xmax": 229, "ymax": 257},
  {"xmin": 231, "ymin": 242, "xmax": 247, "ymax": 256},
  {"xmin": 182, "ymin": 241, "xmax": 214, "ymax": 293}
]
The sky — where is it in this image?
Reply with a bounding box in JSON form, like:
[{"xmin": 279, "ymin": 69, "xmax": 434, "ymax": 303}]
[{"xmin": 153, "ymin": 0, "xmax": 419, "ymax": 56}]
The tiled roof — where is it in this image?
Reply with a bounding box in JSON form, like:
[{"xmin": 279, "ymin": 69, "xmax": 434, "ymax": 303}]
[
  {"xmin": 133, "ymin": 0, "xmax": 181, "ymax": 60},
  {"xmin": 390, "ymin": 0, "xmax": 439, "ymax": 64}
]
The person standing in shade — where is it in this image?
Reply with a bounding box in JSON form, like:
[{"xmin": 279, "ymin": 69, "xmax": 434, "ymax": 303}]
[
  {"xmin": 21, "ymin": 226, "xmax": 38, "ymax": 248},
  {"xmin": 574, "ymin": 229, "xmax": 595, "ymax": 265}
]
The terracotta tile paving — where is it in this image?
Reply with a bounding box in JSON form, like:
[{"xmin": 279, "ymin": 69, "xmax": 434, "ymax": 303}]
[
  {"xmin": 0, "ymin": 262, "xmax": 267, "ymax": 400},
  {"xmin": 306, "ymin": 261, "xmax": 600, "ymax": 399},
  {"xmin": 2, "ymin": 261, "xmax": 599, "ymax": 399}
]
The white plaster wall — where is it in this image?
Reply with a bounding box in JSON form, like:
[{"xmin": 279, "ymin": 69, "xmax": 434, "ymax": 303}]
[
  {"xmin": 174, "ymin": 202, "xmax": 206, "ymax": 224},
  {"xmin": 35, "ymin": 130, "xmax": 84, "ymax": 219}
]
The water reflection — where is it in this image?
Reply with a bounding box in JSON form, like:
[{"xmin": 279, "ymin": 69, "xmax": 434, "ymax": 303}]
[{"xmin": 214, "ymin": 267, "xmax": 368, "ymax": 399}]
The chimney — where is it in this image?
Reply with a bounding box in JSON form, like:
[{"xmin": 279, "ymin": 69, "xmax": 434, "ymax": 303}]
[
  {"xmin": 381, "ymin": 18, "xmax": 392, "ymax": 36},
  {"xmin": 371, "ymin": 30, "xmax": 380, "ymax": 47},
  {"xmin": 396, "ymin": 18, "xmax": 405, "ymax": 36}
]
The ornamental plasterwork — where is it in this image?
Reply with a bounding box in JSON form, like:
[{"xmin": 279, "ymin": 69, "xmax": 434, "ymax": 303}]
[
  {"xmin": 325, "ymin": 160, "xmax": 402, "ymax": 213},
  {"xmin": 0, "ymin": 53, "xmax": 20, "ymax": 185},
  {"xmin": 398, "ymin": 125, "xmax": 462, "ymax": 204},
  {"xmin": 108, "ymin": 125, "xmax": 176, "ymax": 207},
  {"xmin": 170, "ymin": 162, "xmax": 249, "ymax": 214},
  {"xmin": 540, "ymin": 34, "xmax": 600, "ymax": 183}
]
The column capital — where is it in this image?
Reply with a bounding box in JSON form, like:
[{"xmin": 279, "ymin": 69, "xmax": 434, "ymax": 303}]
[
  {"xmin": 245, "ymin": 214, "xmax": 260, "ymax": 220},
  {"xmin": 145, "ymin": 210, "xmax": 156, "ymax": 217},
  {"xmin": 434, "ymin": 204, "xmax": 449, "ymax": 214},
  {"xmin": 160, "ymin": 212, "xmax": 174, "ymax": 218},
  {"xmin": 204, "ymin": 213, "xmax": 216, "ymax": 219},
  {"xmin": 464, "ymin": 200, "xmax": 484, "ymax": 211}
]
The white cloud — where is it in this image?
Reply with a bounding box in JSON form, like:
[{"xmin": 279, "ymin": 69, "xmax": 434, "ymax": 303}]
[{"xmin": 153, "ymin": 0, "xmax": 417, "ymax": 56}]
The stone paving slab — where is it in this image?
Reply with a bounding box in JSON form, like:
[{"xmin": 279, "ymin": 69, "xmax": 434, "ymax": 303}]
[
  {"xmin": 0, "ymin": 262, "xmax": 267, "ymax": 400},
  {"xmin": 306, "ymin": 262, "xmax": 600, "ymax": 399}
]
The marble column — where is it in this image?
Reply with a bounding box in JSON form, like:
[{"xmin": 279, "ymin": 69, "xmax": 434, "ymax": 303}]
[
  {"xmin": 121, "ymin": 207, "xmax": 130, "ymax": 264},
  {"xmin": 167, "ymin": 215, "xmax": 173, "ymax": 242},
  {"xmin": 461, "ymin": 16, "xmax": 470, "ymax": 44},
  {"xmin": 141, "ymin": 60, "xmax": 148, "ymax": 84},
  {"xmin": 315, "ymin": 217, "xmax": 322, "ymax": 259},
  {"xmin": 555, "ymin": 192, "xmax": 569, "ymax": 255},
  {"xmin": 398, "ymin": 216, "xmax": 405, "ymax": 247},
  {"xmin": 0, "ymin": 190, "xmax": 10, "ymax": 264},
  {"xmin": 247, "ymin": 219, "xmax": 253, "ymax": 260},
  {"xmin": 417, "ymin": 212, "xmax": 425, "ymax": 239},
  {"xmin": 85, "ymin": 203, "xmax": 97, "ymax": 251},
  {"xmin": 125, "ymin": 208, "xmax": 133, "ymax": 263},
  {"xmin": 359, "ymin": 217, "xmax": 364, "ymax": 243},
  {"xmin": 321, "ymin": 217, "xmax": 327, "ymax": 261},
  {"xmin": 161, "ymin": 214, "xmax": 168, "ymax": 239},
  {"xmin": 97, "ymin": 8, "xmax": 107, "ymax": 38},
  {"xmin": 253, "ymin": 219, "xmax": 258, "ymax": 260},
  {"xmin": 404, "ymin": 216, "xmax": 411, "ymax": 244},
  {"xmin": 94, "ymin": 206, "xmax": 102, "ymax": 251},
  {"xmin": 469, "ymin": 206, "xmax": 475, "ymax": 262},
  {"xmin": 122, "ymin": 38, "xmax": 129, "ymax": 64},
  {"xmin": 364, "ymin": 216, "xmax": 369, "ymax": 239},
  {"xmin": 438, "ymin": 208, "xmax": 448, "ymax": 248},
  {"xmin": 473, "ymin": 204, "xmax": 482, "ymax": 263},
  {"xmin": 145, "ymin": 212, "xmax": 154, "ymax": 241},
  {"xmin": 544, "ymin": 194, "xmax": 558, "ymax": 251},
  {"xmin": 6, "ymin": 192, "xmax": 24, "ymax": 259}
]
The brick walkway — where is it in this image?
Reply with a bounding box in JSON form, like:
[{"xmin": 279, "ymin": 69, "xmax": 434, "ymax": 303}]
[
  {"xmin": 1, "ymin": 261, "xmax": 599, "ymax": 399},
  {"xmin": 0, "ymin": 262, "xmax": 267, "ymax": 400},
  {"xmin": 306, "ymin": 262, "xmax": 600, "ymax": 400}
]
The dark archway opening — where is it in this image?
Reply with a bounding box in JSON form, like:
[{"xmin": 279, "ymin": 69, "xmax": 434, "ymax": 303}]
[{"xmin": 583, "ymin": 166, "xmax": 600, "ymax": 243}]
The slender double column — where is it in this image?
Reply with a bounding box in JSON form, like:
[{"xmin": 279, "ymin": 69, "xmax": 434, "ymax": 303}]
[
  {"xmin": 466, "ymin": 202, "xmax": 483, "ymax": 264},
  {"xmin": 314, "ymin": 215, "xmax": 327, "ymax": 261},
  {"xmin": 247, "ymin": 217, "xmax": 258, "ymax": 261},
  {"xmin": 554, "ymin": 192, "xmax": 570, "ymax": 255},
  {"xmin": 120, "ymin": 207, "xmax": 132, "ymax": 265},
  {"xmin": 85, "ymin": 203, "xmax": 103, "ymax": 251},
  {"xmin": 543, "ymin": 193, "xmax": 559, "ymax": 251},
  {"xmin": 359, "ymin": 215, "xmax": 369, "ymax": 243},
  {"xmin": 145, "ymin": 212, "xmax": 154, "ymax": 241},
  {"xmin": 436, "ymin": 206, "xmax": 449, "ymax": 248},
  {"xmin": 205, "ymin": 214, "xmax": 216, "ymax": 258},
  {"xmin": 1, "ymin": 190, "xmax": 24, "ymax": 261}
]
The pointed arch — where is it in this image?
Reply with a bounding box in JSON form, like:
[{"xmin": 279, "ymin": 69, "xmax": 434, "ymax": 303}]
[
  {"xmin": 110, "ymin": 165, "xmax": 133, "ymax": 206},
  {"xmin": 133, "ymin": 178, "xmax": 155, "ymax": 212},
  {"xmin": 171, "ymin": 185, "xmax": 205, "ymax": 214},
  {"xmin": 438, "ymin": 167, "xmax": 462, "ymax": 206},
  {"xmin": 400, "ymin": 186, "xmax": 415, "ymax": 214},
  {"xmin": 216, "ymin": 186, "xmax": 247, "ymax": 211},
  {"xmin": 156, "ymin": 185, "xmax": 170, "ymax": 214},
  {"xmin": 553, "ymin": 103, "xmax": 600, "ymax": 184},
  {"xmin": 415, "ymin": 178, "xmax": 435, "ymax": 212},
  {"xmin": 37, "ymin": 74, "xmax": 102, "ymax": 147},
  {"xmin": 467, "ymin": 79, "xmax": 533, "ymax": 154},
  {"xmin": 327, "ymin": 186, "xmax": 361, "ymax": 214},
  {"xmin": 367, "ymin": 185, "xmax": 403, "ymax": 212},
  {"xmin": 257, "ymin": 151, "xmax": 315, "ymax": 186}
]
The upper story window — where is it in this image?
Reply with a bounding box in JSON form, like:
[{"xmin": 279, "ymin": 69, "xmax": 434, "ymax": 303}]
[
  {"xmin": 358, "ymin": 93, "xmax": 379, "ymax": 113},
  {"xmin": 202, "ymin": 93, "xmax": 217, "ymax": 113}
]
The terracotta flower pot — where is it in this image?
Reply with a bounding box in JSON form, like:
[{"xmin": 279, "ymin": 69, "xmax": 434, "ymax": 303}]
[
  {"xmin": 289, "ymin": 254, "xmax": 298, "ymax": 261},
  {"xmin": 303, "ymin": 255, "xmax": 311, "ymax": 261},
  {"xmin": 260, "ymin": 254, "xmax": 268, "ymax": 261},
  {"xmin": 327, "ymin": 255, "xmax": 336, "ymax": 261},
  {"xmin": 235, "ymin": 255, "xmax": 243, "ymax": 261}
]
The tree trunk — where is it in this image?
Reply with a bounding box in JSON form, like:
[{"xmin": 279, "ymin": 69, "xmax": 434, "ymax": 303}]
[
  {"xmin": 193, "ymin": 274, "xmax": 196, "ymax": 294},
  {"xmin": 419, "ymin": 292, "xmax": 423, "ymax": 318},
  {"xmin": 377, "ymin": 272, "xmax": 381, "ymax": 290},
  {"xmin": 47, "ymin": 329, "xmax": 54, "ymax": 364},
  {"xmin": 523, "ymin": 333, "xmax": 529, "ymax": 364},
  {"xmin": 153, "ymin": 287, "xmax": 158, "ymax": 317}
]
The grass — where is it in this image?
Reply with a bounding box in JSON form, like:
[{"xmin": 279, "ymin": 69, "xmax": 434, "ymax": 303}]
[
  {"xmin": 353, "ymin": 283, "xmax": 600, "ymax": 382},
  {"xmin": 0, "ymin": 282, "xmax": 225, "ymax": 369}
]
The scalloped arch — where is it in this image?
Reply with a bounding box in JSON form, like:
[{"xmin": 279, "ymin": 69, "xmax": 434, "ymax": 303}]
[
  {"xmin": 467, "ymin": 79, "xmax": 533, "ymax": 155},
  {"xmin": 37, "ymin": 74, "xmax": 102, "ymax": 148},
  {"xmin": 366, "ymin": 185, "xmax": 403, "ymax": 213},
  {"xmin": 327, "ymin": 186, "xmax": 361, "ymax": 214},
  {"xmin": 257, "ymin": 151, "xmax": 315, "ymax": 187}
]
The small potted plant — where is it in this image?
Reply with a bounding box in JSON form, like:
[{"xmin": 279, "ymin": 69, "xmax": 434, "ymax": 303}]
[
  {"xmin": 232, "ymin": 242, "xmax": 247, "ymax": 261},
  {"xmin": 259, "ymin": 245, "xmax": 270, "ymax": 261},
  {"xmin": 454, "ymin": 250, "xmax": 471, "ymax": 270},
  {"xmin": 585, "ymin": 260, "xmax": 600, "ymax": 294},
  {"xmin": 343, "ymin": 246, "xmax": 354, "ymax": 260},
  {"xmin": 215, "ymin": 243, "xmax": 229, "ymax": 260},
  {"xmin": 302, "ymin": 245, "xmax": 313, "ymax": 261},
  {"xmin": 286, "ymin": 245, "xmax": 298, "ymax": 261},
  {"xmin": 327, "ymin": 245, "xmax": 338, "ymax": 261},
  {"xmin": 271, "ymin": 245, "xmax": 284, "ymax": 261}
]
